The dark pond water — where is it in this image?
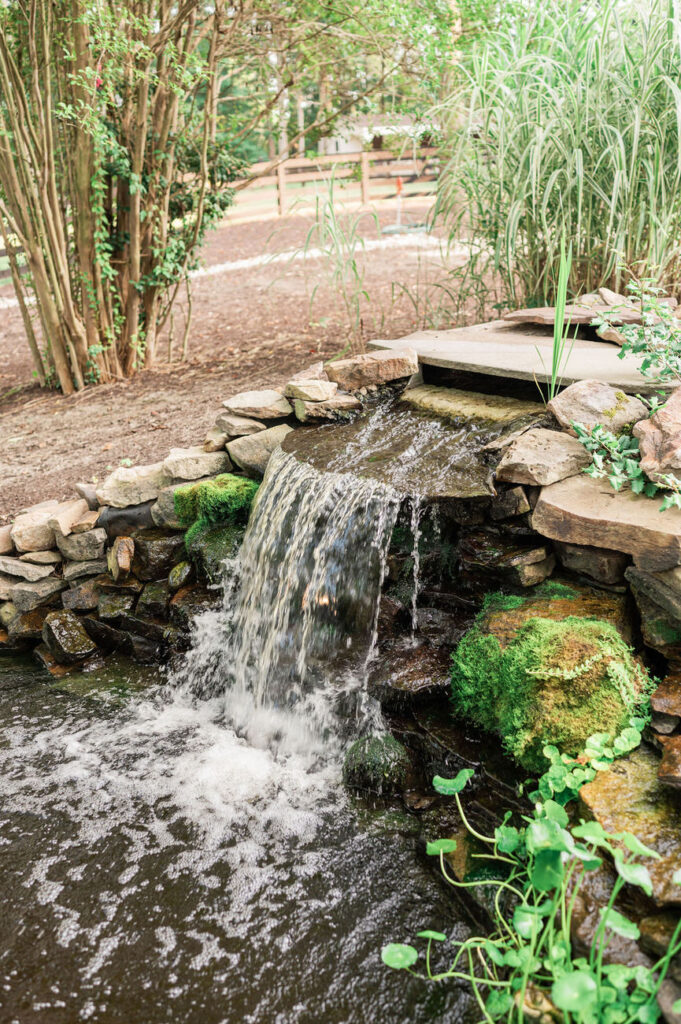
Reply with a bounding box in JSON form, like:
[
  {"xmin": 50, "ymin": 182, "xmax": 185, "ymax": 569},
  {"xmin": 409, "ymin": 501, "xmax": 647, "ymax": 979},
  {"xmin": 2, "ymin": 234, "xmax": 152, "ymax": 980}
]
[{"xmin": 0, "ymin": 654, "xmax": 473, "ymax": 1024}]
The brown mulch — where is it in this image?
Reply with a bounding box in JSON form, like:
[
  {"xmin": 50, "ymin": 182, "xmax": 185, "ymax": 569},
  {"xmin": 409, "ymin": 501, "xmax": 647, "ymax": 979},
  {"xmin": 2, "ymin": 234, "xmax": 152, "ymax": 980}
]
[{"xmin": 0, "ymin": 204, "xmax": 457, "ymax": 522}]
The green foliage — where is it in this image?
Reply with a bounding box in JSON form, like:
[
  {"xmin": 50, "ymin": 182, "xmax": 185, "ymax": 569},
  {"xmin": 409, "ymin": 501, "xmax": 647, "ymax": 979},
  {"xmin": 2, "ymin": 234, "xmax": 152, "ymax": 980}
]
[
  {"xmin": 383, "ymin": 765, "xmax": 681, "ymax": 1022},
  {"xmin": 174, "ymin": 474, "xmax": 259, "ymax": 531},
  {"xmin": 451, "ymin": 613, "xmax": 651, "ymax": 771},
  {"xmin": 573, "ymin": 423, "xmax": 681, "ymax": 512},
  {"xmin": 594, "ymin": 275, "xmax": 681, "ymax": 386},
  {"xmin": 535, "ymin": 240, "xmax": 576, "ymax": 402},
  {"xmin": 436, "ymin": 0, "xmax": 681, "ymax": 309}
]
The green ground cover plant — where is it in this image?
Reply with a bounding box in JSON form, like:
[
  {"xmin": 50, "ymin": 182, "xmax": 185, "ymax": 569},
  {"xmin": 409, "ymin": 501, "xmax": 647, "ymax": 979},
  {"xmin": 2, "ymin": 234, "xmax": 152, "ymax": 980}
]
[{"xmin": 383, "ymin": 752, "xmax": 681, "ymax": 1023}]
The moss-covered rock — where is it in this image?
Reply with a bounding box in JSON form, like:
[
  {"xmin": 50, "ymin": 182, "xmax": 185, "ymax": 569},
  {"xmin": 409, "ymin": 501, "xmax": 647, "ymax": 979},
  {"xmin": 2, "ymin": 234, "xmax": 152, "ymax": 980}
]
[
  {"xmin": 174, "ymin": 473, "xmax": 259, "ymax": 531},
  {"xmin": 343, "ymin": 734, "xmax": 411, "ymax": 794},
  {"xmin": 450, "ymin": 588, "xmax": 651, "ymax": 772},
  {"xmin": 185, "ymin": 521, "xmax": 243, "ymax": 584}
]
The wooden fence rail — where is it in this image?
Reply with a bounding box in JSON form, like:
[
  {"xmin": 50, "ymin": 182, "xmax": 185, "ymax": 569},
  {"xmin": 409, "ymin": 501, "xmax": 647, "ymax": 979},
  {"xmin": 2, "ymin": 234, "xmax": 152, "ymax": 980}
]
[{"xmin": 0, "ymin": 147, "xmax": 440, "ymax": 286}]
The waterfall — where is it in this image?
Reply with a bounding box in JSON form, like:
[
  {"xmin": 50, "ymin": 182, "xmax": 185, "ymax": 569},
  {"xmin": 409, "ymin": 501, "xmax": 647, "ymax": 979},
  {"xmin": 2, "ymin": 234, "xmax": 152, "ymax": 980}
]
[{"xmin": 178, "ymin": 447, "xmax": 401, "ymax": 751}]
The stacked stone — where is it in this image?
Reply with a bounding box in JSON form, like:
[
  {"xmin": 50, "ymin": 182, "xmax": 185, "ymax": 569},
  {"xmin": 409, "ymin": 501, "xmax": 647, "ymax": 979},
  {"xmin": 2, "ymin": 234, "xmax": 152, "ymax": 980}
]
[{"xmin": 0, "ymin": 348, "xmax": 418, "ymax": 677}]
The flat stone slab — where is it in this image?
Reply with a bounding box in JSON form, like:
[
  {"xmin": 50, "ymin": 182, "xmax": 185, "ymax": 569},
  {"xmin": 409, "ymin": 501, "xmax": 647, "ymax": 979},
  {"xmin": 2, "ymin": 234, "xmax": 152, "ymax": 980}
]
[
  {"xmin": 369, "ymin": 320, "xmax": 673, "ymax": 395},
  {"xmin": 533, "ymin": 474, "xmax": 681, "ymax": 571},
  {"xmin": 401, "ymin": 384, "xmax": 541, "ymax": 423}
]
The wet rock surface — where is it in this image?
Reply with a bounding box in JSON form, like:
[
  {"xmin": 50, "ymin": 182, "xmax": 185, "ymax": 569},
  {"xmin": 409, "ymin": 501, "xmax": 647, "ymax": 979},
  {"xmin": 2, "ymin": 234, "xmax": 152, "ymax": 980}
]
[
  {"xmin": 98, "ymin": 501, "xmax": 155, "ymax": 539},
  {"xmin": 131, "ymin": 530, "xmax": 185, "ymax": 582},
  {"xmin": 579, "ymin": 745, "xmax": 681, "ymax": 906},
  {"xmin": 652, "ymin": 677, "xmax": 681, "ymax": 735},
  {"xmin": 42, "ymin": 610, "xmax": 99, "ymax": 665},
  {"xmin": 367, "ymin": 640, "xmax": 451, "ymax": 709},
  {"xmin": 342, "ymin": 734, "xmax": 411, "ymax": 794},
  {"xmin": 554, "ymin": 540, "xmax": 629, "ymax": 585},
  {"xmin": 11, "ymin": 577, "xmax": 68, "ymax": 613}
]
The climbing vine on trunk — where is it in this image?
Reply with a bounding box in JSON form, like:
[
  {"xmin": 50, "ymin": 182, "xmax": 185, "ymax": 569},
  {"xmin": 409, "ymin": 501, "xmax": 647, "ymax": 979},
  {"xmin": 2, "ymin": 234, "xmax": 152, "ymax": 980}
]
[{"xmin": 0, "ymin": 0, "xmax": 237, "ymax": 394}]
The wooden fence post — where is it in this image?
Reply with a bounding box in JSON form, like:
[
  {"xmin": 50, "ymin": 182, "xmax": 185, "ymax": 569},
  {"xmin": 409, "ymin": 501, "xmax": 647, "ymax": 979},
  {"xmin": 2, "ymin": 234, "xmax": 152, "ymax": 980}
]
[
  {"xmin": 360, "ymin": 151, "xmax": 370, "ymax": 206},
  {"xmin": 277, "ymin": 161, "xmax": 287, "ymax": 216}
]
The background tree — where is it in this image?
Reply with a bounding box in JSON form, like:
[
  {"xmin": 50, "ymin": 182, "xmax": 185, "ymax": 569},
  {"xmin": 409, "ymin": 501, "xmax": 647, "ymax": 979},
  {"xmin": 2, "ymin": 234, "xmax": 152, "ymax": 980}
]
[{"xmin": 0, "ymin": 0, "xmax": 453, "ymax": 394}]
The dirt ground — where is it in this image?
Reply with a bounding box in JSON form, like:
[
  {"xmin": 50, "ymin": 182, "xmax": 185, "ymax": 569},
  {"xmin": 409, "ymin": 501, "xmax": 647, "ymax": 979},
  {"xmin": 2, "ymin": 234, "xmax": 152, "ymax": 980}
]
[{"xmin": 0, "ymin": 202, "xmax": 459, "ymax": 521}]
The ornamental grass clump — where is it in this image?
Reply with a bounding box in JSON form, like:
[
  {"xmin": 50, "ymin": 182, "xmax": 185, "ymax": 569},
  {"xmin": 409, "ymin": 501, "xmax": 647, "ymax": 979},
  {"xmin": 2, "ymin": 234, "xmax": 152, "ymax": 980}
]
[
  {"xmin": 451, "ymin": 614, "xmax": 651, "ymax": 771},
  {"xmin": 436, "ymin": 0, "xmax": 681, "ymax": 308}
]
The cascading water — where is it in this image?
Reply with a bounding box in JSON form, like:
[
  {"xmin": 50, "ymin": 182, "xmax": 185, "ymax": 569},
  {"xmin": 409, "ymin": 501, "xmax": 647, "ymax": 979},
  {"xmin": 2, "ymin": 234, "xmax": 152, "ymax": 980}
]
[
  {"xmin": 0, "ymin": 419, "xmax": 473, "ymax": 1024},
  {"xmin": 180, "ymin": 446, "xmax": 401, "ymax": 750}
]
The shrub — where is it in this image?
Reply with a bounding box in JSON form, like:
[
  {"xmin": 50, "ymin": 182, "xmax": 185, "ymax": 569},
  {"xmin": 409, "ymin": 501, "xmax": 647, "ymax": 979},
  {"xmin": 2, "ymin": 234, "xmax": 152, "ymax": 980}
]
[{"xmin": 451, "ymin": 614, "xmax": 650, "ymax": 770}]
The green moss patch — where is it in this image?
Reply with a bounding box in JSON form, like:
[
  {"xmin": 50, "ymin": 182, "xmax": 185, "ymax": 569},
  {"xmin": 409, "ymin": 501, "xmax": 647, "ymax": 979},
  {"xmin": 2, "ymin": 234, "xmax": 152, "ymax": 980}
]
[
  {"xmin": 174, "ymin": 474, "xmax": 259, "ymax": 530},
  {"xmin": 451, "ymin": 614, "xmax": 651, "ymax": 772}
]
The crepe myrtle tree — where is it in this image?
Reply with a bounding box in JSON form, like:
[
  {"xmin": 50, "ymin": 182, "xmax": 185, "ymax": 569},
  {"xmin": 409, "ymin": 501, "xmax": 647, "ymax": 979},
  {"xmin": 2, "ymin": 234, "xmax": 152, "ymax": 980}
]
[{"xmin": 0, "ymin": 0, "xmax": 454, "ymax": 394}]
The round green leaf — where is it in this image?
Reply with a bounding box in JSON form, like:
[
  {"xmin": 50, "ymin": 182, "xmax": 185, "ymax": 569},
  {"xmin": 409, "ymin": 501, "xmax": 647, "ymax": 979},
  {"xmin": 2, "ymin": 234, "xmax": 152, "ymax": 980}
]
[
  {"xmin": 614, "ymin": 858, "xmax": 653, "ymax": 897},
  {"xmin": 495, "ymin": 824, "xmax": 521, "ymax": 854},
  {"xmin": 381, "ymin": 944, "xmax": 418, "ymax": 970},
  {"xmin": 599, "ymin": 907, "xmax": 640, "ymax": 941},
  {"xmin": 426, "ymin": 838, "xmax": 457, "ymax": 856},
  {"xmin": 531, "ymin": 848, "xmax": 564, "ymax": 892},
  {"xmin": 432, "ymin": 769, "xmax": 474, "ymax": 796},
  {"xmin": 417, "ymin": 930, "xmax": 446, "ymax": 942},
  {"xmin": 551, "ymin": 969, "xmax": 598, "ymax": 1012}
]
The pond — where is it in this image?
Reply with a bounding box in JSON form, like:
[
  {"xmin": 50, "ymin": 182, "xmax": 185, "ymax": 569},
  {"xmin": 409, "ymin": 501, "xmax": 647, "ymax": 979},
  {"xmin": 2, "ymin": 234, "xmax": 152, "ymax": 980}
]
[{"xmin": 0, "ymin": 433, "xmax": 477, "ymax": 1023}]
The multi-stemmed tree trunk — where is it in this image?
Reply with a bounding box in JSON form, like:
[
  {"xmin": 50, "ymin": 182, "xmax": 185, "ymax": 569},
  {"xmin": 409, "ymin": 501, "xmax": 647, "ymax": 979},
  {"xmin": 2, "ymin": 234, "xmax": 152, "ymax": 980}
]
[
  {"xmin": 0, "ymin": 0, "xmax": 227, "ymax": 394},
  {"xmin": 0, "ymin": 0, "xmax": 454, "ymax": 394}
]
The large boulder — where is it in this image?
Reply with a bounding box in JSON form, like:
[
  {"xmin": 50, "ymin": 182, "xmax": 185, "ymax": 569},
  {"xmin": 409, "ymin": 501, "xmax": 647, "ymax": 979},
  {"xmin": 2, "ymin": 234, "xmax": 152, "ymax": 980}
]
[
  {"xmin": 635, "ymin": 388, "xmax": 681, "ymax": 483},
  {"xmin": 548, "ymin": 380, "xmax": 646, "ymax": 436},
  {"xmin": 495, "ymin": 428, "xmax": 590, "ymax": 485},
  {"xmin": 450, "ymin": 584, "xmax": 648, "ymax": 771},
  {"xmin": 533, "ymin": 474, "xmax": 681, "ymax": 572},
  {"xmin": 326, "ymin": 348, "xmax": 418, "ymax": 390},
  {"xmin": 227, "ymin": 424, "xmax": 293, "ymax": 478},
  {"xmin": 579, "ymin": 746, "xmax": 681, "ymax": 906},
  {"xmin": 96, "ymin": 462, "xmax": 171, "ymax": 508},
  {"xmin": 222, "ymin": 389, "xmax": 292, "ymax": 420}
]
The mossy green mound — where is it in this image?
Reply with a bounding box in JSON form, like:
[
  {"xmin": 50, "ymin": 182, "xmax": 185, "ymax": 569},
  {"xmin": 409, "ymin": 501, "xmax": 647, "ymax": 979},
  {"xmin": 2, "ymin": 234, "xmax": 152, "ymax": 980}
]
[
  {"xmin": 451, "ymin": 613, "xmax": 650, "ymax": 772},
  {"xmin": 343, "ymin": 734, "xmax": 411, "ymax": 794},
  {"xmin": 174, "ymin": 474, "xmax": 259, "ymax": 532}
]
